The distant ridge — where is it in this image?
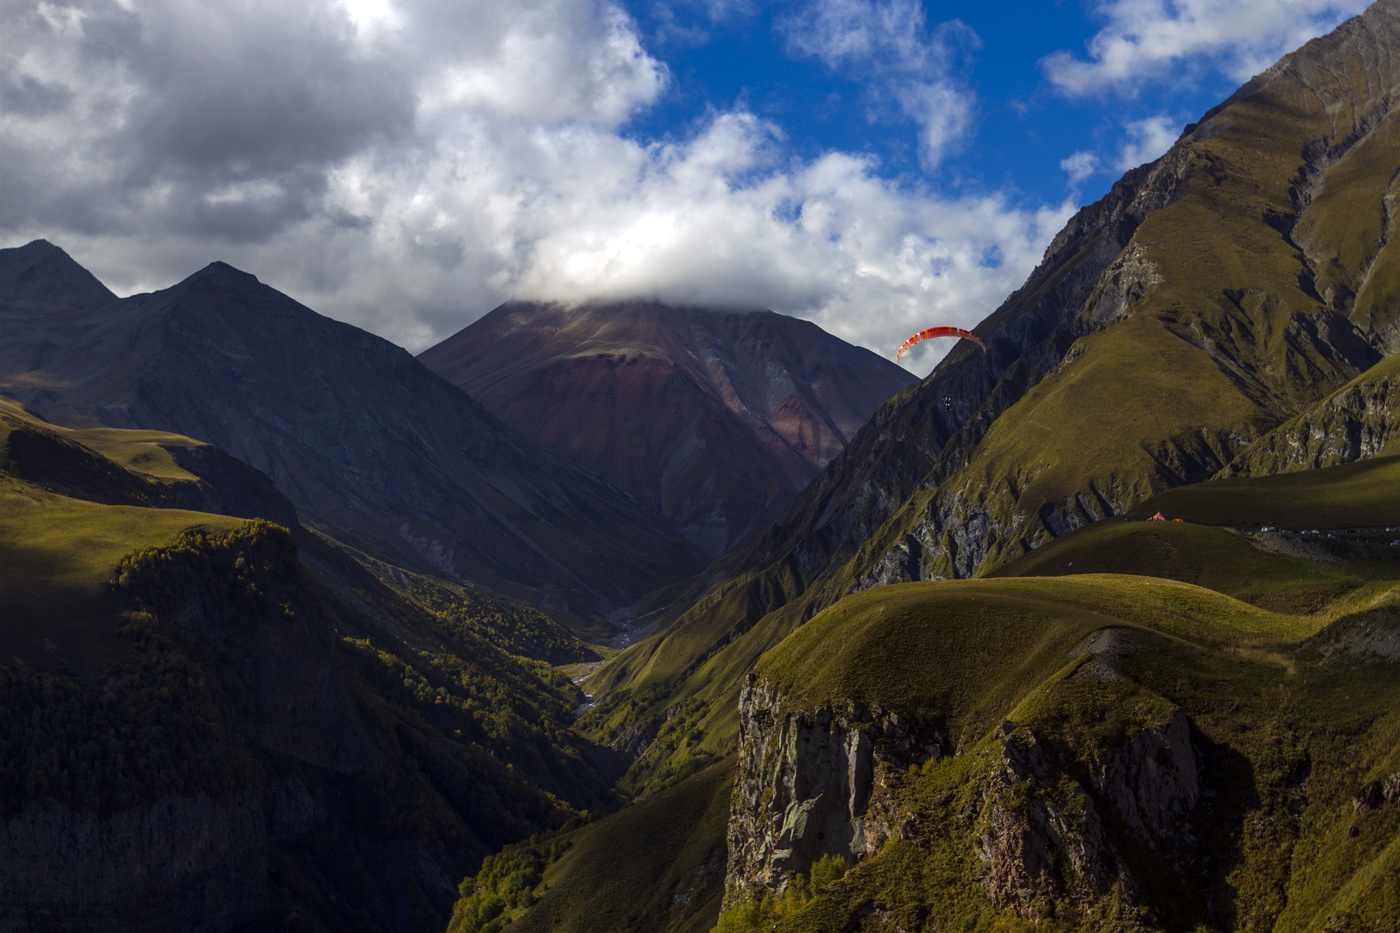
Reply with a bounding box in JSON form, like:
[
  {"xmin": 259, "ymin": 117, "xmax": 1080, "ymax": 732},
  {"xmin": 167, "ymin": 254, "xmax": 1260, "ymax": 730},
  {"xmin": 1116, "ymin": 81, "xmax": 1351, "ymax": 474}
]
[
  {"xmin": 420, "ymin": 300, "xmax": 915, "ymax": 557},
  {"xmin": 0, "ymin": 245, "xmax": 703, "ymax": 626}
]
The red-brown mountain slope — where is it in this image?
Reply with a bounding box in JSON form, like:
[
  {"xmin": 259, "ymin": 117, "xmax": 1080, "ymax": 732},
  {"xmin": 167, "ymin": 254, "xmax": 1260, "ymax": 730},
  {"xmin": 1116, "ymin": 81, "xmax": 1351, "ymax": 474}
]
[{"xmin": 419, "ymin": 301, "xmax": 915, "ymax": 557}]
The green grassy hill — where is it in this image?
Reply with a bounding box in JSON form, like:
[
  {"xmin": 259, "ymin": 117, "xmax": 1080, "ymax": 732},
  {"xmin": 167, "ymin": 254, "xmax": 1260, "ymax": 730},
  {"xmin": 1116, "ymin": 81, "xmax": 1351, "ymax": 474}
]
[{"xmin": 0, "ymin": 398, "xmax": 246, "ymax": 678}]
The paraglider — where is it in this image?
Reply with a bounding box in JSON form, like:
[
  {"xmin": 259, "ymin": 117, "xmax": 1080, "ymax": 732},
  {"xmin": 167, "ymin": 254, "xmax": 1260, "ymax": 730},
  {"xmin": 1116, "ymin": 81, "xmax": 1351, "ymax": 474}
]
[{"xmin": 896, "ymin": 326, "xmax": 987, "ymax": 362}]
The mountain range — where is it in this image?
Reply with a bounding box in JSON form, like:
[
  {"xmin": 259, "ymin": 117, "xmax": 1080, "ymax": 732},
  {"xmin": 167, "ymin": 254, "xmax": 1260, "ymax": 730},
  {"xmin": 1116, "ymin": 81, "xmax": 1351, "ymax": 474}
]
[
  {"xmin": 0, "ymin": 243, "xmax": 705, "ymax": 630},
  {"xmin": 3, "ymin": 1, "xmax": 1400, "ymax": 932}
]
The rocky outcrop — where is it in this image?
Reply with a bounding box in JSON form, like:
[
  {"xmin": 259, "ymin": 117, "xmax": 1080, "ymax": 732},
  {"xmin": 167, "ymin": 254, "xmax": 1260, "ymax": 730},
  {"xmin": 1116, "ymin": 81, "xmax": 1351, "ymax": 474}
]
[
  {"xmin": 725, "ymin": 676, "xmax": 941, "ymax": 907},
  {"xmin": 1088, "ymin": 710, "xmax": 1199, "ymax": 849},
  {"xmin": 1353, "ymin": 771, "xmax": 1400, "ymax": 815},
  {"xmin": 1222, "ymin": 370, "xmax": 1400, "ymax": 477},
  {"xmin": 974, "ymin": 730, "xmax": 1117, "ymax": 919},
  {"xmin": 974, "ymin": 714, "xmax": 1199, "ymax": 922},
  {"xmin": 724, "ymin": 676, "xmax": 1204, "ymax": 924}
]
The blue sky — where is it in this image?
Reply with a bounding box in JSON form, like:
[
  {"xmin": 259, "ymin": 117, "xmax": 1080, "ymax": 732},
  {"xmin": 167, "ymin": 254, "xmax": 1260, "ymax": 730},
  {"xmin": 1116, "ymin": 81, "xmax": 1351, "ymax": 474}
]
[{"xmin": 0, "ymin": 0, "xmax": 1373, "ymax": 373}]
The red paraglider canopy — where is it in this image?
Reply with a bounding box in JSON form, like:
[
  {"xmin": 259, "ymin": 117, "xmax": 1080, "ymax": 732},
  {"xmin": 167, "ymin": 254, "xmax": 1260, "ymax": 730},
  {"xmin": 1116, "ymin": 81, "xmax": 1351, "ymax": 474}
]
[{"xmin": 896, "ymin": 326, "xmax": 987, "ymax": 362}]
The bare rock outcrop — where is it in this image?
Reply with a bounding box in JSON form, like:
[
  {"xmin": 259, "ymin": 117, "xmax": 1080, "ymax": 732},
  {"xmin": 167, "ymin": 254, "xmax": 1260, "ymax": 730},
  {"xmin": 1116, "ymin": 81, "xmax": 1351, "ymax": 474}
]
[
  {"xmin": 1222, "ymin": 372, "xmax": 1400, "ymax": 477},
  {"xmin": 724, "ymin": 676, "xmax": 1204, "ymax": 924},
  {"xmin": 973, "ymin": 714, "xmax": 1199, "ymax": 922},
  {"xmin": 724, "ymin": 676, "xmax": 942, "ymax": 907}
]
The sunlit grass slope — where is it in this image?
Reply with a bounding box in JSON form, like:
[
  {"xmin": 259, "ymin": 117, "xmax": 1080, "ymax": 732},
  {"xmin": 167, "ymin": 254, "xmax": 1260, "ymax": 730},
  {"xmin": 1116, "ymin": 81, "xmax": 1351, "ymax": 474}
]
[
  {"xmin": 991, "ymin": 520, "xmax": 1372, "ymax": 613},
  {"xmin": 1, "ymin": 395, "xmax": 203, "ymax": 481},
  {"xmin": 0, "ymin": 398, "xmax": 243, "ymax": 677},
  {"xmin": 758, "ymin": 576, "xmax": 1320, "ymax": 743},
  {"xmin": 587, "ymin": 422, "xmax": 1400, "ymax": 798},
  {"xmin": 1124, "ymin": 454, "xmax": 1400, "ymax": 529},
  {"xmin": 0, "ymin": 479, "xmax": 240, "ymax": 679}
]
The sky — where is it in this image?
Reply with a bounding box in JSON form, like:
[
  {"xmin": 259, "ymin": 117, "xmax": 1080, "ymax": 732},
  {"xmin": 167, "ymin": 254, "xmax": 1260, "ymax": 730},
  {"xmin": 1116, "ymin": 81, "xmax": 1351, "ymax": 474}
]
[{"xmin": 0, "ymin": 0, "xmax": 1374, "ymax": 374}]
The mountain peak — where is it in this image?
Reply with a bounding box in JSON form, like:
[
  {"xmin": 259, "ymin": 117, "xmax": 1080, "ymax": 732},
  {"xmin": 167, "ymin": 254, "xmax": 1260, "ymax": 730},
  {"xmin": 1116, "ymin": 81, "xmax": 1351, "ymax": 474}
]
[
  {"xmin": 420, "ymin": 299, "xmax": 915, "ymax": 558},
  {"xmin": 185, "ymin": 260, "xmax": 264, "ymax": 289},
  {"xmin": 0, "ymin": 239, "xmax": 117, "ymax": 310}
]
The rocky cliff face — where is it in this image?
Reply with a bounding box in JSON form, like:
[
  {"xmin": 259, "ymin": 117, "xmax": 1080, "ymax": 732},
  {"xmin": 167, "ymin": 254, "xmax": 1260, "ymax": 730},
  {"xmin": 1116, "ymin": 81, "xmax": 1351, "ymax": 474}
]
[
  {"xmin": 724, "ymin": 676, "xmax": 1204, "ymax": 924},
  {"xmin": 1222, "ymin": 360, "xmax": 1400, "ymax": 476},
  {"xmin": 725, "ymin": 675, "xmax": 943, "ymax": 907},
  {"xmin": 728, "ymin": 675, "xmax": 909, "ymax": 899}
]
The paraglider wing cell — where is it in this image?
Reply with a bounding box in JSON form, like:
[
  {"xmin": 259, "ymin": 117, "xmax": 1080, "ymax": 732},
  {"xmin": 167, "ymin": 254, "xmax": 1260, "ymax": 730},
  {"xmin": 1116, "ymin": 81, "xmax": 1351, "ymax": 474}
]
[{"xmin": 896, "ymin": 326, "xmax": 987, "ymax": 362}]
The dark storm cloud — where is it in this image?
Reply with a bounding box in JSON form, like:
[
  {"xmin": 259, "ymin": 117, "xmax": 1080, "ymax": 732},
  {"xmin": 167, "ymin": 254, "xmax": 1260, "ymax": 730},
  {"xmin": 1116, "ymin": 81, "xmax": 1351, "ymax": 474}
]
[{"xmin": 0, "ymin": 71, "xmax": 75, "ymax": 118}]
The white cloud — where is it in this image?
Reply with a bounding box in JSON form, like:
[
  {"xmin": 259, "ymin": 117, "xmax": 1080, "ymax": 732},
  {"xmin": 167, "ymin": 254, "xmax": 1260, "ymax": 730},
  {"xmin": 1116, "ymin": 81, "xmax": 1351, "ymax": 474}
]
[
  {"xmin": 1, "ymin": 0, "xmax": 1070, "ymax": 377},
  {"xmin": 780, "ymin": 0, "xmax": 980, "ymax": 168},
  {"xmin": 412, "ymin": 2, "xmax": 668, "ymax": 126},
  {"xmin": 1043, "ymin": 0, "xmax": 1370, "ymax": 96},
  {"xmin": 1060, "ymin": 150, "xmax": 1100, "ymax": 186},
  {"xmin": 1115, "ymin": 115, "xmax": 1180, "ymax": 170}
]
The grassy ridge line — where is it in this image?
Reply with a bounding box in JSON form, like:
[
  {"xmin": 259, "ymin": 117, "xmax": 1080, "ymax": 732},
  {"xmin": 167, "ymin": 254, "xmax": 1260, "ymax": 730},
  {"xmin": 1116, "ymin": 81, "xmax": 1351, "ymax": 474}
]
[
  {"xmin": 0, "ymin": 397, "xmax": 247, "ymax": 678},
  {"xmin": 990, "ymin": 519, "xmax": 1387, "ymax": 614},
  {"xmin": 755, "ymin": 575, "xmax": 1323, "ymax": 738},
  {"xmin": 730, "ymin": 563, "xmax": 1400, "ymax": 929},
  {"xmin": 1129, "ymin": 454, "xmax": 1400, "ymax": 529},
  {"xmin": 1, "ymin": 395, "xmax": 203, "ymax": 481}
]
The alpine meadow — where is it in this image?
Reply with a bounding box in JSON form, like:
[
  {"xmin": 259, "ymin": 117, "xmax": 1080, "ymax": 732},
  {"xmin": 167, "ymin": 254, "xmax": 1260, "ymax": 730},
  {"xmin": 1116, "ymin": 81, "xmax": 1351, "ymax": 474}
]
[{"xmin": 2, "ymin": 2, "xmax": 1400, "ymax": 933}]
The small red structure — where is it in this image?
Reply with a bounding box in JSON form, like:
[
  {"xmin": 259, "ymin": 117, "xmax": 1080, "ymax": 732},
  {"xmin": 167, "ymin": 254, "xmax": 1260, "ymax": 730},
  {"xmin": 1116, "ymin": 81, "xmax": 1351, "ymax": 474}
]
[{"xmin": 1148, "ymin": 512, "xmax": 1166, "ymax": 521}]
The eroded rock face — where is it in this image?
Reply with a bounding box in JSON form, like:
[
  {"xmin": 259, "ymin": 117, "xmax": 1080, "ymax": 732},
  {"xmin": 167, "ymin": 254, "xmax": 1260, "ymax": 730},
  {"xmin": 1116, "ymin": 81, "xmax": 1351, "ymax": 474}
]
[
  {"xmin": 973, "ymin": 714, "xmax": 1200, "ymax": 921},
  {"xmin": 980, "ymin": 708, "xmax": 1198, "ymax": 918},
  {"xmin": 724, "ymin": 676, "xmax": 941, "ymax": 907},
  {"xmin": 1222, "ymin": 374, "xmax": 1400, "ymax": 477},
  {"xmin": 1090, "ymin": 710, "xmax": 1199, "ymax": 848},
  {"xmin": 975, "ymin": 731, "xmax": 1115, "ymax": 918},
  {"xmin": 724, "ymin": 675, "xmax": 1206, "ymax": 924}
]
